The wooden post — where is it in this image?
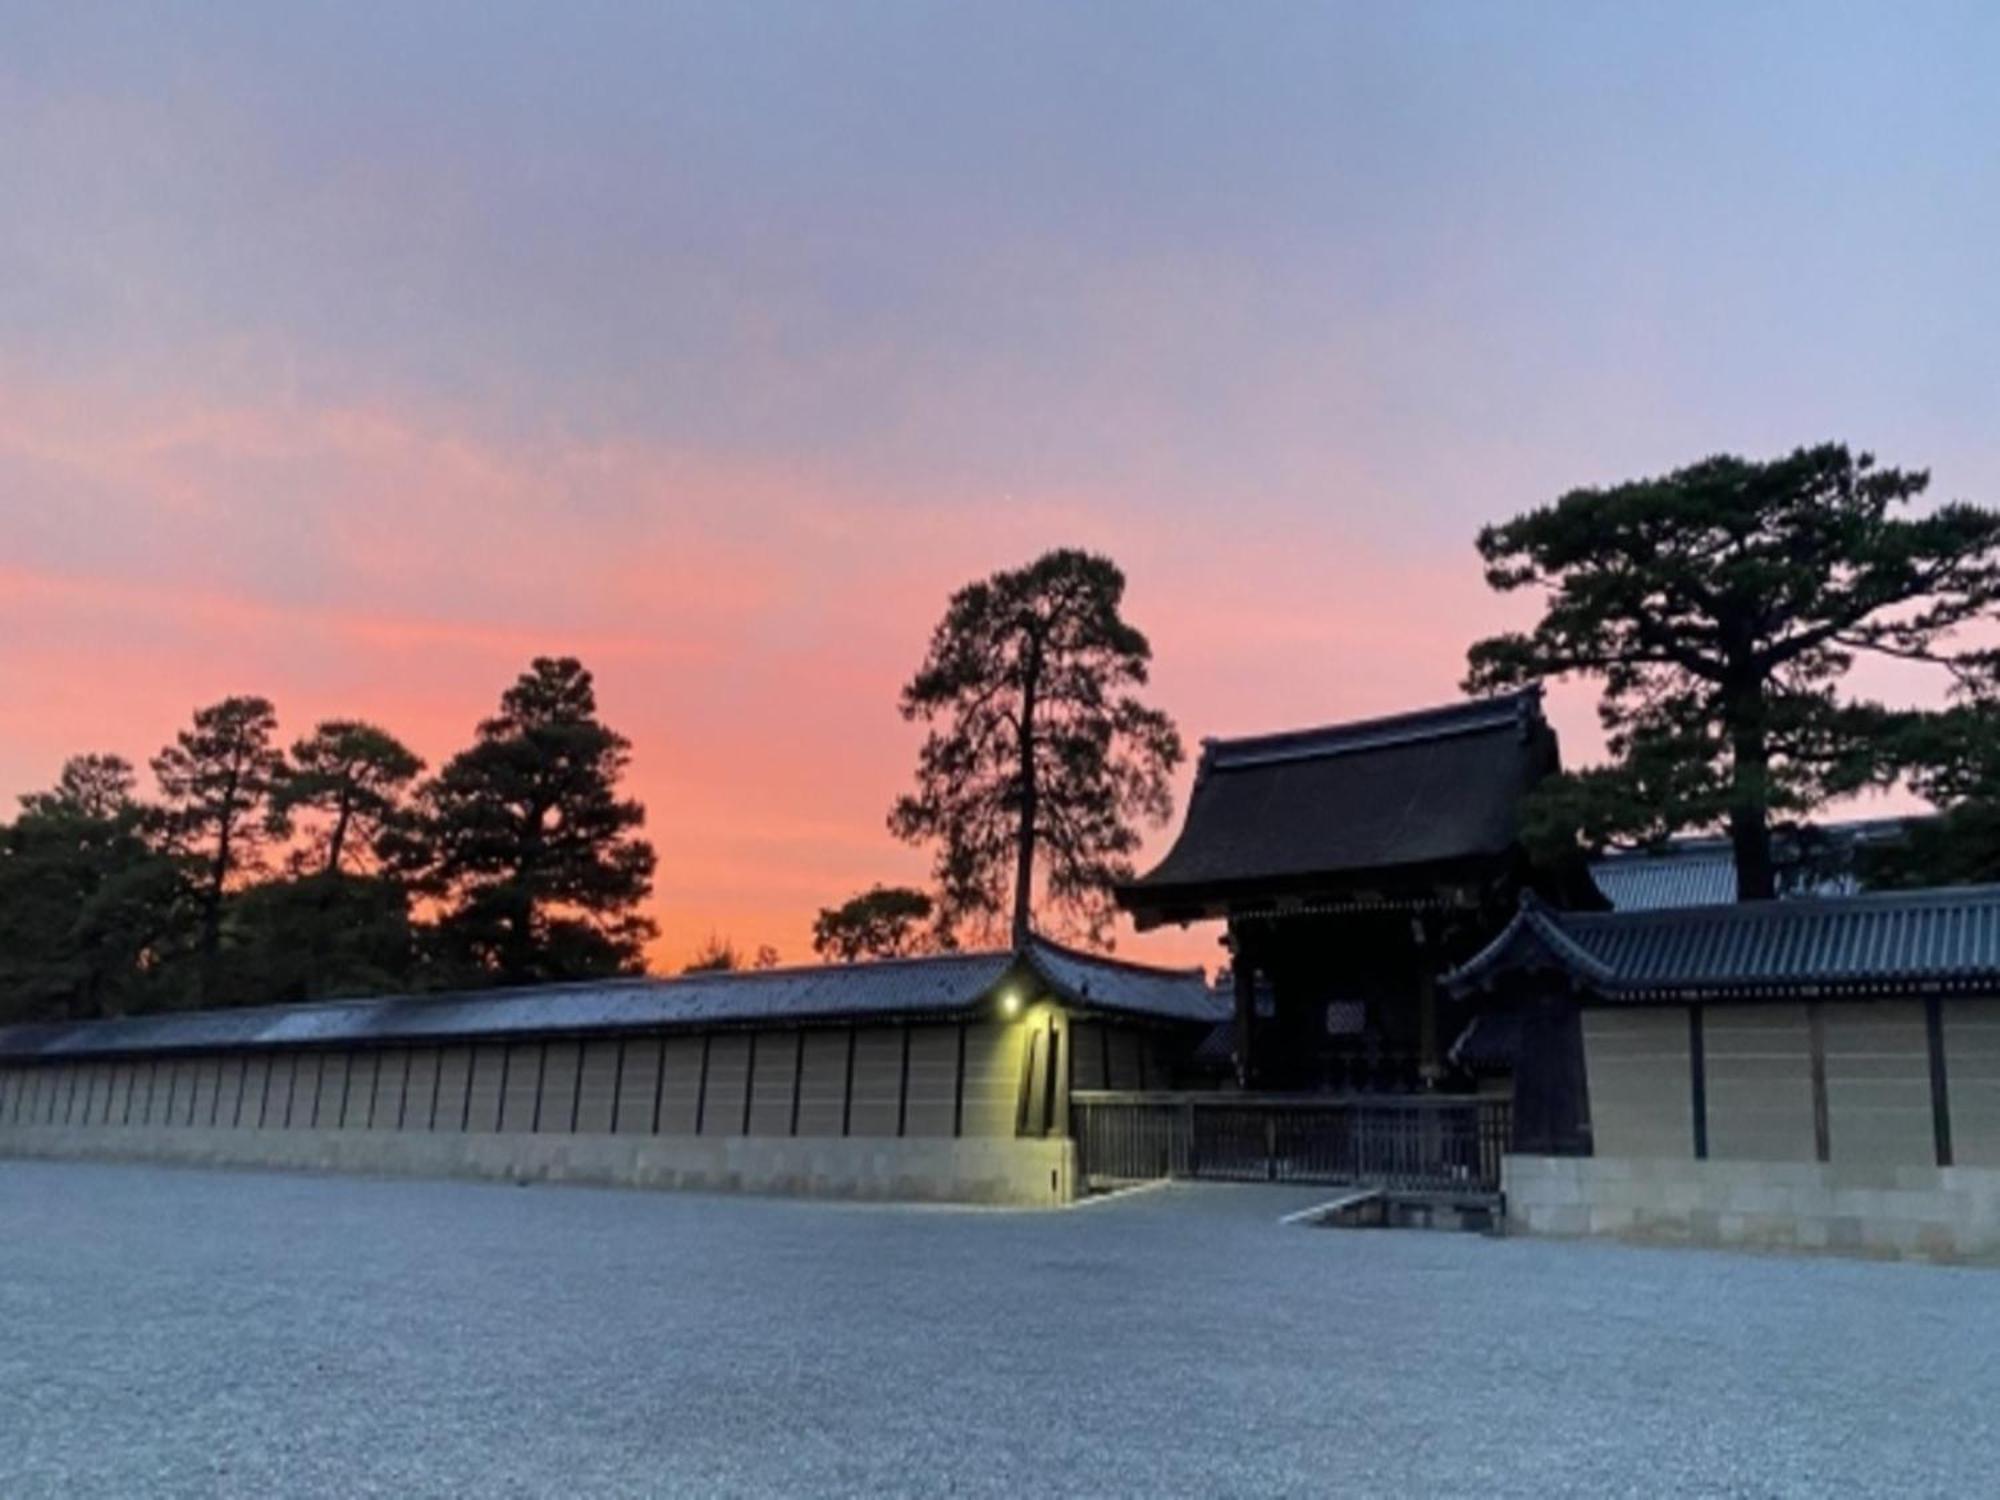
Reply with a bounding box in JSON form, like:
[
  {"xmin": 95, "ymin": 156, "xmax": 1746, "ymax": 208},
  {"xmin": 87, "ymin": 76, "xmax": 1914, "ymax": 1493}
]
[
  {"xmin": 611, "ymin": 1038, "xmax": 628, "ymax": 1135},
  {"xmin": 1232, "ymin": 947, "xmax": 1258, "ymax": 1091},
  {"xmin": 893, "ymin": 1026, "xmax": 911, "ymax": 1138},
  {"xmin": 1807, "ymin": 1002, "xmax": 1831, "ymax": 1164},
  {"xmin": 1413, "ymin": 915, "xmax": 1440, "ymax": 1088},
  {"xmin": 1688, "ymin": 1006, "xmax": 1708, "ymax": 1161},
  {"xmin": 1041, "ymin": 1017, "xmax": 1061, "ymax": 1137},
  {"xmin": 841, "ymin": 1026, "xmax": 857, "ymax": 1138},
  {"xmin": 791, "ymin": 1030, "xmax": 807, "ymax": 1138},
  {"xmin": 1926, "ymin": 996, "xmax": 1954, "ymax": 1168},
  {"xmin": 952, "ymin": 1023, "xmax": 967, "ymax": 1139},
  {"xmin": 695, "ymin": 1034, "xmax": 713, "ymax": 1135}
]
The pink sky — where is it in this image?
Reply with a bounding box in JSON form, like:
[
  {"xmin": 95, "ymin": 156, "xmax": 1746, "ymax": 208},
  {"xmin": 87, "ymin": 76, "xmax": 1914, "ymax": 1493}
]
[
  {"xmin": 3, "ymin": 6, "xmax": 1994, "ymax": 973},
  {"xmin": 0, "ymin": 374, "xmax": 1587, "ymax": 973}
]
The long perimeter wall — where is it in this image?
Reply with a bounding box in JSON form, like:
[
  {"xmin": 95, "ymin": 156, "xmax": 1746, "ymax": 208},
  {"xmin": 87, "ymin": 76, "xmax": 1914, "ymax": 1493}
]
[{"xmin": 0, "ymin": 1012, "xmax": 1173, "ymax": 1206}]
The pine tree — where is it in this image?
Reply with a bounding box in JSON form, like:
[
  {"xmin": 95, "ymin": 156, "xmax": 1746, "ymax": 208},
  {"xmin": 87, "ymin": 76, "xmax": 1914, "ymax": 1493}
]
[
  {"xmin": 0, "ymin": 756, "xmax": 183, "ymax": 1021},
  {"xmin": 1467, "ymin": 446, "xmax": 2000, "ymax": 898},
  {"xmin": 420, "ymin": 658, "xmax": 657, "ymax": 984},
  {"xmin": 271, "ymin": 720, "xmax": 424, "ymax": 877},
  {"xmin": 151, "ymin": 696, "xmax": 285, "ymax": 995},
  {"xmin": 891, "ymin": 549, "xmax": 1182, "ymax": 947},
  {"xmin": 811, "ymin": 885, "xmax": 937, "ymax": 962}
]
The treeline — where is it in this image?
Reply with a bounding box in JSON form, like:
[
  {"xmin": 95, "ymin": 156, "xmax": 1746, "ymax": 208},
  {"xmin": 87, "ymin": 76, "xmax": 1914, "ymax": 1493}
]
[{"xmin": 0, "ymin": 657, "xmax": 656, "ymax": 1025}]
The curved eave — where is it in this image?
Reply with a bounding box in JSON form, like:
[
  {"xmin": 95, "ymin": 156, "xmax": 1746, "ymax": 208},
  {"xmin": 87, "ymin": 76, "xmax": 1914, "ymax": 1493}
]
[{"xmin": 1443, "ymin": 895, "xmax": 1617, "ymax": 995}]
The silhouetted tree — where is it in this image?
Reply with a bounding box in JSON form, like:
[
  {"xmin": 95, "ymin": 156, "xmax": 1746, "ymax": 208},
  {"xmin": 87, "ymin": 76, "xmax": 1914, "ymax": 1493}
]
[
  {"xmin": 228, "ymin": 874, "xmax": 416, "ymax": 1004},
  {"xmin": 682, "ymin": 935, "xmax": 742, "ymax": 974},
  {"xmin": 0, "ymin": 756, "xmax": 184, "ymax": 1021},
  {"xmin": 151, "ymin": 696, "xmax": 284, "ymax": 995},
  {"xmin": 1467, "ymin": 446, "xmax": 2000, "ymax": 898},
  {"xmin": 419, "ymin": 658, "xmax": 657, "ymax": 984},
  {"xmin": 1865, "ymin": 690, "xmax": 2000, "ymax": 888},
  {"xmin": 811, "ymin": 885, "xmax": 937, "ymax": 962},
  {"xmin": 891, "ymin": 549, "xmax": 1182, "ymax": 947},
  {"xmin": 271, "ymin": 720, "xmax": 424, "ymax": 877}
]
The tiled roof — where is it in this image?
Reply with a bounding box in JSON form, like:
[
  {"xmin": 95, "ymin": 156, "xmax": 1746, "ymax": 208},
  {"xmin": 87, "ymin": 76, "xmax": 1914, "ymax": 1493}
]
[
  {"xmin": 1590, "ymin": 844, "xmax": 1742, "ymax": 910},
  {"xmin": 1448, "ymin": 886, "xmax": 2000, "ymax": 1001},
  {"xmin": 1588, "ymin": 819, "xmax": 1914, "ymax": 911},
  {"xmin": 1120, "ymin": 688, "xmax": 1556, "ymax": 925},
  {"xmin": 0, "ymin": 938, "xmax": 1220, "ymax": 1062}
]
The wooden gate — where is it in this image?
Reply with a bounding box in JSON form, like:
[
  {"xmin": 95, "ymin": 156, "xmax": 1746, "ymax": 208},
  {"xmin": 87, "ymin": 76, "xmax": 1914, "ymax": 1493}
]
[{"xmin": 1070, "ymin": 1091, "xmax": 1511, "ymax": 1194}]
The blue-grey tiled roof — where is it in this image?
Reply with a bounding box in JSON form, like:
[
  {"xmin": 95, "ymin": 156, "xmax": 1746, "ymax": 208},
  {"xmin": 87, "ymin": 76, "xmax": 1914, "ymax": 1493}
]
[
  {"xmin": 1590, "ymin": 845, "xmax": 1742, "ymax": 910},
  {"xmin": 1587, "ymin": 819, "xmax": 1913, "ymax": 911},
  {"xmin": 0, "ymin": 939, "xmax": 1218, "ymax": 1061},
  {"xmin": 1448, "ymin": 885, "xmax": 2000, "ymax": 1001}
]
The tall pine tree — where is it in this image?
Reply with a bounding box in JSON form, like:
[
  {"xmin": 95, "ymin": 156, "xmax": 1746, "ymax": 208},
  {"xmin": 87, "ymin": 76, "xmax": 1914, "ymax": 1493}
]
[
  {"xmin": 1466, "ymin": 446, "xmax": 2000, "ymax": 898},
  {"xmin": 890, "ymin": 549, "xmax": 1182, "ymax": 947},
  {"xmin": 419, "ymin": 658, "xmax": 657, "ymax": 984},
  {"xmin": 151, "ymin": 696, "xmax": 284, "ymax": 997}
]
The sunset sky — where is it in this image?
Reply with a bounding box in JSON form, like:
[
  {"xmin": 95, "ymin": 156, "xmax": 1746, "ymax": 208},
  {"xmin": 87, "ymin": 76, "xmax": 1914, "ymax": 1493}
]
[{"xmin": 3, "ymin": 4, "xmax": 1996, "ymax": 972}]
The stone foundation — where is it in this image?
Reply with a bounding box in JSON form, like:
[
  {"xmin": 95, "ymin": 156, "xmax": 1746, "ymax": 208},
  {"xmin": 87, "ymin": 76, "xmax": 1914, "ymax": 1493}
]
[
  {"xmin": 0, "ymin": 1123, "xmax": 1078, "ymax": 1207},
  {"xmin": 1506, "ymin": 1153, "xmax": 2000, "ymax": 1262}
]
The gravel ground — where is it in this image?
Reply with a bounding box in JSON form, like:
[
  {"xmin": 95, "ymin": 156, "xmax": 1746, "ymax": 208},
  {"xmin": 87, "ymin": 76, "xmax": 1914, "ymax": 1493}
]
[{"xmin": 2, "ymin": 1161, "xmax": 1995, "ymax": 1497}]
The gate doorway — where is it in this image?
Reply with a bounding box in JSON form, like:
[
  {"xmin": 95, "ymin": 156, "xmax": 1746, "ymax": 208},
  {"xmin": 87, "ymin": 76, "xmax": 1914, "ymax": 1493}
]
[{"xmin": 1071, "ymin": 1091, "xmax": 1510, "ymax": 1198}]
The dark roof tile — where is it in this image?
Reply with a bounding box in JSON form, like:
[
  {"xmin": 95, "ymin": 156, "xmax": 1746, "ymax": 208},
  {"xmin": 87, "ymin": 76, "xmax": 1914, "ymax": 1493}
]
[
  {"xmin": 0, "ymin": 939, "xmax": 1218, "ymax": 1061},
  {"xmin": 1120, "ymin": 689, "xmax": 1556, "ymax": 922},
  {"xmin": 1448, "ymin": 885, "xmax": 2000, "ymax": 1000}
]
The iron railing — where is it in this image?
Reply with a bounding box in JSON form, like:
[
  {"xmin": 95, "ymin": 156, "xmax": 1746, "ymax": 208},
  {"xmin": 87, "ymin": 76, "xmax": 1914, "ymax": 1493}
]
[{"xmin": 1070, "ymin": 1091, "xmax": 1511, "ymax": 1195}]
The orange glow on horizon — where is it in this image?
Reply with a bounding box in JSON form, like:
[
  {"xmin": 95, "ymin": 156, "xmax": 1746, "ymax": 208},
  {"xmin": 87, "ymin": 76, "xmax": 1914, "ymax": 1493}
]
[{"xmin": 0, "ymin": 378, "xmax": 1952, "ymax": 980}]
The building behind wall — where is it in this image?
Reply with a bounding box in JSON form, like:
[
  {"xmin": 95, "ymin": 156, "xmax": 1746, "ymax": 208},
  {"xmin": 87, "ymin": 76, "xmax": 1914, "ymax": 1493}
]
[{"xmin": 0, "ymin": 939, "xmax": 1219, "ymax": 1207}]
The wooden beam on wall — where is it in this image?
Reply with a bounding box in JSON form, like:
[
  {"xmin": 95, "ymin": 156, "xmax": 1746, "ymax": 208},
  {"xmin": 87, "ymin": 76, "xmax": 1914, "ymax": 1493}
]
[
  {"xmin": 1807, "ymin": 1001, "xmax": 1831, "ymax": 1164},
  {"xmin": 1042, "ymin": 1019, "xmax": 1061, "ymax": 1137},
  {"xmin": 611, "ymin": 1039, "xmax": 628, "ymax": 1135},
  {"xmin": 841, "ymin": 1026, "xmax": 857, "ymax": 1138},
  {"xmin": 1014, "ymin": 1026, "xmax": 1036, "ymax": 1137},
  {"xmin": 1688, "ymin": 1007, "xmax": 1708, "ymax": 1161},
  {"xmin": 1926, "ymin": 995, "xmax": 1954, "ymax": 1168},
  {"xmin": 695, "ymin": 1034, "xmax": 713, "ymax": 1135},
  {"xmin": 790, "ymin": 1030, "xmax": 806, "ymax": 1138},
  {"xmin": 531, "ymin": 1042, "xmax": 550, "ymax": 1133},
  {"xmin": 651, "ymin": 1039, "xmax": 668, "ymax": 1135},
  {"xmin": 952, "ymin": 1023, "xmax": 968, "ymax": 1139},
  {"xmin": 895, "ymin": 1027, "xmax": 912, "ymax": 1138}
]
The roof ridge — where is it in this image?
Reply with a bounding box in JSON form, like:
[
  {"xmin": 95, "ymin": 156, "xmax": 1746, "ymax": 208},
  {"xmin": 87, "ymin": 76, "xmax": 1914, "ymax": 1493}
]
[
  {"xmin": 1566, "ymin": 882, "xmax": 2000, "ymax": 925},
  {"xmin": 1024, "ymin": 933, "xmax": 1206, "ymax": 978},
  {"xmin": 659, "ymin": 948, "xmax": 1008, "ymax": 983},
  {"xmin": 1202, "ymin": 688, "xmax": 1541, "ymax": 771},
  {"xmin": 41, "ymin": 950, "xmax": 1019, "ymax": 1033}
]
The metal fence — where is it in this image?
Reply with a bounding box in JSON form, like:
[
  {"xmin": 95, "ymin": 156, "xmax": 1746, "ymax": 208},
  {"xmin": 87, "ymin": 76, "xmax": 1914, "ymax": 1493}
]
[{"xmin": 1071, "ymin": 1091, "xmax": 1511, "ymax": 1195}]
